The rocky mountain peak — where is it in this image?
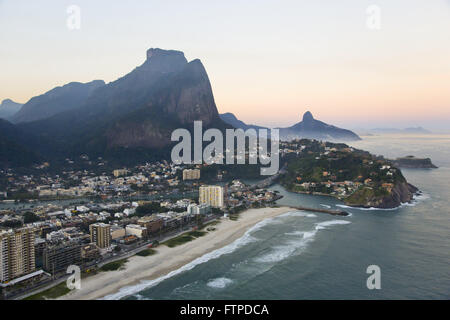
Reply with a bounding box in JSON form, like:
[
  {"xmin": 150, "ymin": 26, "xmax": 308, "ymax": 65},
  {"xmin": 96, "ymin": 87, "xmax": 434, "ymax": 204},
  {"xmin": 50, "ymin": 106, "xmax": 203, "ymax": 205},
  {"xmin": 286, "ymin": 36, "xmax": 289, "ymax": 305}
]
[
  {"xmin": 303, "ymin": 111, "xmax": 314, "ymax": 122},
  {"xmin": 146, "ymin": 48, "xmax": 186, "ymax": 62}
]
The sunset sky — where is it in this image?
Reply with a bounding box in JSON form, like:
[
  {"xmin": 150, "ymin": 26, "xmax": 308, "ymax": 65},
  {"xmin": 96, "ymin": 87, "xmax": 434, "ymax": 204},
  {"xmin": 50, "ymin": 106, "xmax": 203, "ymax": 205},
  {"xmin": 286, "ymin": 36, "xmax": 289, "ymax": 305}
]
[{"xmin": 1, "ymin": 0, "xmax": 449, "ymax": 130}]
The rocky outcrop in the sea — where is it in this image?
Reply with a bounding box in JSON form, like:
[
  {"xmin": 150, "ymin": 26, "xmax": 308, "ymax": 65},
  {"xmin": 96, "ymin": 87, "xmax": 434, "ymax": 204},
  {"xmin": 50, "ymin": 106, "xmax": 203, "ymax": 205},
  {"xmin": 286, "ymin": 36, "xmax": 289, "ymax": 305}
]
[
  {"xmin": 345, "ymin": 182, "xmax": 419, "ymax": 209},
  {"xmin": 392, "ymin": 156, "xmax": 438, "ymax": 169}
]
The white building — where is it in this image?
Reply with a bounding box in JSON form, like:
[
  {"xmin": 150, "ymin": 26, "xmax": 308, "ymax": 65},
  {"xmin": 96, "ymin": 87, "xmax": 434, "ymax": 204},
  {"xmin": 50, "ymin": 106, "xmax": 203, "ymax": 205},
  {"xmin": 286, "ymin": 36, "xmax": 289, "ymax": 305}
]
[{"xmin": 187, "ymin": 203, "xmax": 211, "ymax": 215}]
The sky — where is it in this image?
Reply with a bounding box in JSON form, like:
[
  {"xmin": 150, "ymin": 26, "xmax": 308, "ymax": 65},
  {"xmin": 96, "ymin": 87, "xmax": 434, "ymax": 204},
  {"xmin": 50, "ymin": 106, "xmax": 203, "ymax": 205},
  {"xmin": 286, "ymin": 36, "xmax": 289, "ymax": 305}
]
[{"xmin": 1, "ymin": 0, "xmax": 449, "ymax": 131}]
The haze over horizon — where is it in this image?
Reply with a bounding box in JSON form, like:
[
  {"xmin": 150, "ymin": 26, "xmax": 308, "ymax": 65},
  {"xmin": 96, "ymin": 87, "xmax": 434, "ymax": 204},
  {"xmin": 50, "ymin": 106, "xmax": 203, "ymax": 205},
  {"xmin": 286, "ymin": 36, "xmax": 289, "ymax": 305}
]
[{"xmin": 1, "ymin": 0, "xmax": 449, "ymax": 131}]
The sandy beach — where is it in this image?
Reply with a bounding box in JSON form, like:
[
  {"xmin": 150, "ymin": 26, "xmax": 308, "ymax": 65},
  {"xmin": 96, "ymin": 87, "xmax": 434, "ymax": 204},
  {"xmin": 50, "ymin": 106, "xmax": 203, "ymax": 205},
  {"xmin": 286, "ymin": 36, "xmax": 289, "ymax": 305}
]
[{"xmin": 60, "ymin": 206, "xmax": 293, "ymax": 300}]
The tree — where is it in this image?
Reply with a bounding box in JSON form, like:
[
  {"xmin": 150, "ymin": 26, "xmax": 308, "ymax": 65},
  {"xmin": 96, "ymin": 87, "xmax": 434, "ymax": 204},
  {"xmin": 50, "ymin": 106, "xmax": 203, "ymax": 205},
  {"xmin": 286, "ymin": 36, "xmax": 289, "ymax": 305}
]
[
  {"xmin": 23, "ymin": 211, "xmax": 40, "ymax": 224},
  {"xmin": 135, "ymin": 202, "xmax": 166, "ymax": 217},
  {"xmin": 1, "ymin": 220, "xmax": 22, "ymax": 228}
]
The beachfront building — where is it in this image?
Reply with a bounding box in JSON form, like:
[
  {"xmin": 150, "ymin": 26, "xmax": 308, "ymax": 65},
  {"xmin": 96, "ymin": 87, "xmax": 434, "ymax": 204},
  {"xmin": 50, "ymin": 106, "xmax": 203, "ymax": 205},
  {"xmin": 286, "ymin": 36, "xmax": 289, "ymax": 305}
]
[
  {"xmin": 137, "ymin": 216, "xmax": 163, "ymax": 234},
  {"xmin": 89, "ymin": 223, "xmax": 111, "ymax": 248},
  {"xmin": 0, "ymin": 227, "xmax": 36, "ymax": 283},
  {"xmin": 125, "ymin": 224, "xmax": 148, "ymax": 239},
  {"xmin": 183, "ymin": 169, "xmax": 201, "ymax": 181},
  {"xmin": 199, "ymin": 185, "xmax": 224, "ymax": 208},
  {"xmin": 81, "ymin": 244, "xmax": 100, "ymax": 262},
  {"xmin": 187, "ymin": 203, "xmax": 211, "ymax": 215},
  {"xmin": 43, "ymin": 242, "xmax": 82, "ymax": 275}
]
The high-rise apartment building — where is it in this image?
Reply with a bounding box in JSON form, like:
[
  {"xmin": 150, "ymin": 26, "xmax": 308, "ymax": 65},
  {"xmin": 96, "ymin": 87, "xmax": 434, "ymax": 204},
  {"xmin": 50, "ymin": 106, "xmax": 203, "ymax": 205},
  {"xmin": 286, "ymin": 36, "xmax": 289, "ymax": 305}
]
[
  {"xmin": 43, "ymin": 242, "xmax": 82, "ymax": 275},
  {"xmin": 183, "ymin": 169, "xmax": 201, "ymax": 180},
  {"xmin": 0, "ymin": 227, "xmax": 36, "ymax": 283},
  {"xmin": 199, "ymin": 185, "xmax": 224, "ymax": 208},
  {"xmin": 113, "ymin": 169, "xmax": 128, "ymax": 177},
  {"xmin": 89, "ymin": 223, "xmax": 111, "ymax": 248}
]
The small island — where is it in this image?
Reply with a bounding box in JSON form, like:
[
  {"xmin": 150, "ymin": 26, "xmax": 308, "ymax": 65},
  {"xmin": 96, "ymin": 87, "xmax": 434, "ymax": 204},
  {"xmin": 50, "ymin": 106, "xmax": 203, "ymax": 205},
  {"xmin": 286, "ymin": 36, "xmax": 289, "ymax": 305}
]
[
  {"xmin": 392, "ymin": 156, "xmax": 438, "ymax": 169},
  {"xmin": 279, "ymin": 140, "xmax": 419, "ymax": 209}
]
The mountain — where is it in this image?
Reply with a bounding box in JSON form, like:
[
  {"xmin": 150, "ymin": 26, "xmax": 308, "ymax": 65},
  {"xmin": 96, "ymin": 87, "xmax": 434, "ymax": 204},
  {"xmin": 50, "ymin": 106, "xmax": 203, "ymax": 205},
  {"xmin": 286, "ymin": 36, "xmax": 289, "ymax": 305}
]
[
  {"xmin": 220, "ymin": 111, "xmax": 360, "ymax": 142},
  {"xmin": 0, "ymin": 119, "xmax": 41, "ymax": 167},
  {"xmin": 10, "ymin": 48, "xmax": 229, "ymax": 165},
  {"xmin": 279, "ymin": 111, "xmax": 361, "ymax": 141},
  {"xmin": 12, "ymin": 80, "xmax": 105, "ymax": 124},
  {"xmin": 370, "ymin": 127, "xmax": 432, "ymax": 134},
  {"xmin": 0, "ymin": 99, "xmax": 23, "ymax": 121},
  {"xmin": 220, "ymin": 113, "xmax": 267, "ymax": 131}
]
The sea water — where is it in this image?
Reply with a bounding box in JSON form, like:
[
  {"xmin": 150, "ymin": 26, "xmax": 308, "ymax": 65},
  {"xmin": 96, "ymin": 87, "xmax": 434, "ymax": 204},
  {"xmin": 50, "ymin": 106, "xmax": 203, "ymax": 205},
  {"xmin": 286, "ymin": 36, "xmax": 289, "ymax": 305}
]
[{"xmin": 109, "ymin": 134, "xmax": 450, "ymax": 300}]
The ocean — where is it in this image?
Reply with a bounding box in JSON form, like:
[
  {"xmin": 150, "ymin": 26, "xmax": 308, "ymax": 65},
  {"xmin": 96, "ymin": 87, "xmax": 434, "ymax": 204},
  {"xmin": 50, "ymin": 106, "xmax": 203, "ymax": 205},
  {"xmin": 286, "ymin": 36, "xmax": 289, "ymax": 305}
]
[{"xmin": 114, "ymin": 134, "xmax": 450, "ymax": 300}]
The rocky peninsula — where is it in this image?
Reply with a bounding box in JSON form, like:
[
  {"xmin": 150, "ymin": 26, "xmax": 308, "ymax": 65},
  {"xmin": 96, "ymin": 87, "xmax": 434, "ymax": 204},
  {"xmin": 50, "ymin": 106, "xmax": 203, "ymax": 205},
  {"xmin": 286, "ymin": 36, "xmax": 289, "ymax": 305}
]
[{"xmin": 279, "ymin": 139, "xmax": 419, "ymax": 209}]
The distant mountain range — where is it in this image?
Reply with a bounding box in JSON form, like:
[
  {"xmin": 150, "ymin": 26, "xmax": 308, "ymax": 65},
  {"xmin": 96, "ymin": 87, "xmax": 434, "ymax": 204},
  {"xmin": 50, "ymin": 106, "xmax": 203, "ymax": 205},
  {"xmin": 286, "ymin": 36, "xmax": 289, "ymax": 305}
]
[
  {"xmin": 0, "ymin": 99, "xmax": 23, "ymax": 121},
  {"xmin": 11, "ymin": 80, "xmax": 105, "ymax": 124},
  {"xmin": 220, "ymin": 113, "xmax": 267, "ymax": 131},
  {"xmin": 220, "ymin": 111, "xmax": 361, "ymax": 142},
  {"xmin": 1, "ymin": 47, "xmax": 365, "ymax": 168},
  {"xmin": 0, "ymin": 48, "xmax": 229, "ymax": 167},
  {"xmin": 368, "ymin": 127, "xmax": 432, "ymax": 134}
]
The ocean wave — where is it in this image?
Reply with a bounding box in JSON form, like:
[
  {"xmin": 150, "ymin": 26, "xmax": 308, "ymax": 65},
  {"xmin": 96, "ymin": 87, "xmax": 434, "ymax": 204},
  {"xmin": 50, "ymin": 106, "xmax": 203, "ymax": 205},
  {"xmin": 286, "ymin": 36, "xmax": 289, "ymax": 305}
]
[
  {"xmin": 171, "ymin": 280, "xmax": 201, "ymax": 296},
  {"xmin": 280, "ymin": 211, "xmax": 317, "ymax": 218},
  {"xmin": 207, "ymin": 277, "xmax": 233, "ymax": 289},
  {"xmin": 315, "ymin": 220, "xmax": 351, "ymax": 230},
  {"xmin": 320, "ymin": 204, "xmax": 332, "ymax": 209},
  {"xmin": 254, "ymin": 239, "xmax": 311, "ymax": 263},
  {"xmin": 101, "ymin": 215, "xmax": 282, "ymax": 300},
  {"xmin": 254, "ymin": 219, "xmax": 351, "ymax": 264},
  {"xmin": 302, "ymin": 231, "xmax": 317, "ymax": 239},
  {"xmin": 285, "ymin": 231, "xmax": 306, "ymax": 236},
  {"xmin": 336, "ymin": 204, "xmax": 398, "ymax": 211}
]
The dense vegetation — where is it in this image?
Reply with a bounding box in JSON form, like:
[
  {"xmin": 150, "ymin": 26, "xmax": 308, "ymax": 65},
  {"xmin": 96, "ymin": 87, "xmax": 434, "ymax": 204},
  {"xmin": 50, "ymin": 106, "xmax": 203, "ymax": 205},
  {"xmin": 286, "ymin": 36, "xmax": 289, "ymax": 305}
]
[
  {"xmin": 164, "ymin": 230, "xmax": 207, "ymax": 248},
  {"xmin": 135, "ymin": 249, "xmax": 157, "ymax": 257},
  {"xmin": 100, "ymin": 259, "xmax": 128, "ymax": 272},
  {"xmin": 279, "ymin": 139, "xmax": 408, "ymax": 207}
]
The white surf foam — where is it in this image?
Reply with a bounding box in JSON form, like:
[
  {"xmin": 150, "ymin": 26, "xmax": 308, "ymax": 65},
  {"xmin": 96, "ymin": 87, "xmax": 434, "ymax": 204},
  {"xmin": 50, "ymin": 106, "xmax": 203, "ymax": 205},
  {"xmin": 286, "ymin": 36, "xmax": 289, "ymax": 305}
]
[
  {"xmin": 336, "ymin": 204, "xmax": 398, "ymax": 211},
  {"xmin": 320, "ymin": 204, "xmax": 332, "ymax": 209},
  {"xmin": 254, "ymin": 219, "xmax": 351, "ymax": 264},
  {"xmin": 101, "ymin": 215, "xmax": 282, "ymax": 300},
  {"xmin": 280, "ymin": 211, "xmax": 317, "ymax": 218},
  {"xmin": 207, "ymin": 277, "xmax": 233, "ymax": 289},
  {"xmin": 314, "ymin": 220, "xmax": 351, "ymax": 230},
  {"xmin": 285, "ymin": 231, "xmax": 305, "ymax": 236}
]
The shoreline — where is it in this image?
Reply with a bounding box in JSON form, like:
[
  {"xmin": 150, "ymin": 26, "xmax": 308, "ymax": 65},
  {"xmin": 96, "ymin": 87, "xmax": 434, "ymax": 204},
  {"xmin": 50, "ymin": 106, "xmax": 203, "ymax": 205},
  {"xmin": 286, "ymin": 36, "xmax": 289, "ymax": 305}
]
[
  {"xmin": 59, "ymin": 206, "xmax": 294, "ymax": 300},
  {"xmin": 284, "ymin": 184, "xmax": 420, "ymax": 210}
]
